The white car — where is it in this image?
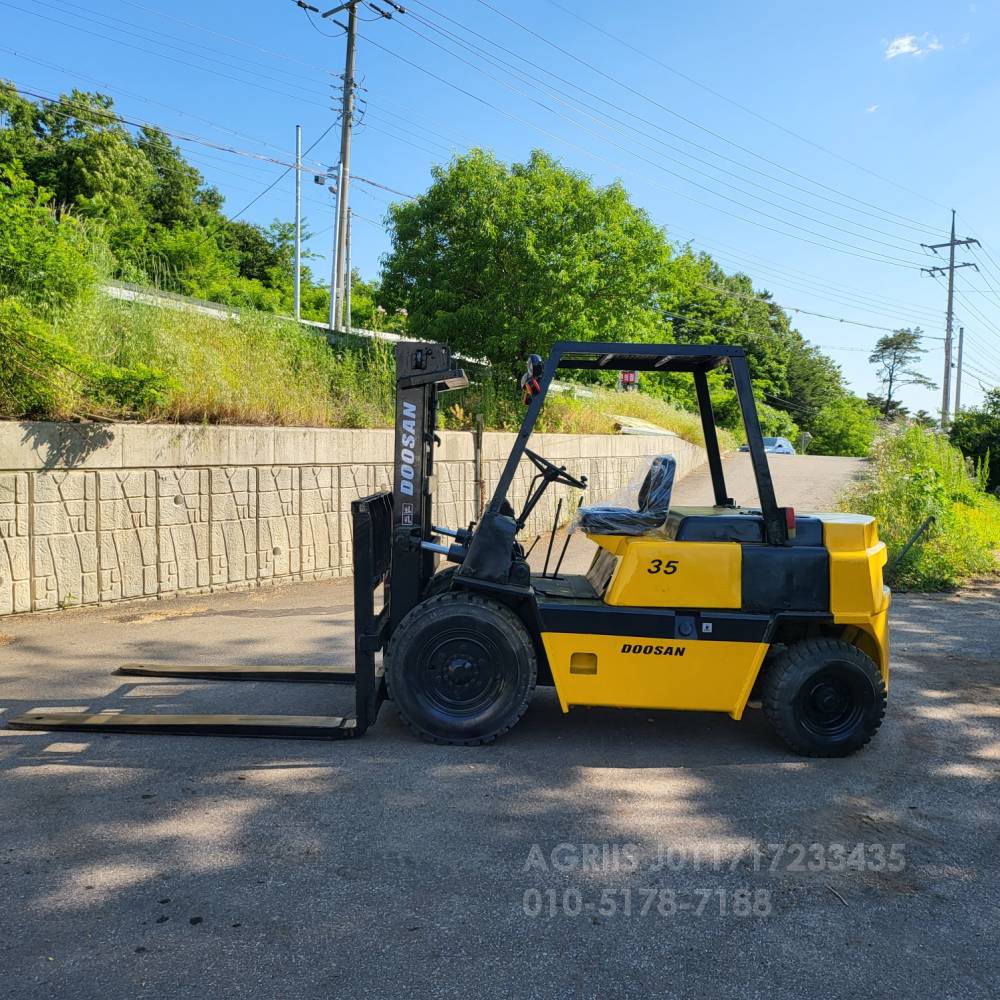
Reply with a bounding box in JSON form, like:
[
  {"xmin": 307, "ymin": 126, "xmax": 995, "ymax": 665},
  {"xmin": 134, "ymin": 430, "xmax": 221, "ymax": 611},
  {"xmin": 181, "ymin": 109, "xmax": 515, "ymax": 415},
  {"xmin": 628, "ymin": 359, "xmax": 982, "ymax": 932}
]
[{"xmin": 739, "ymin": 436, "xmax": 797, "ymax": 455}]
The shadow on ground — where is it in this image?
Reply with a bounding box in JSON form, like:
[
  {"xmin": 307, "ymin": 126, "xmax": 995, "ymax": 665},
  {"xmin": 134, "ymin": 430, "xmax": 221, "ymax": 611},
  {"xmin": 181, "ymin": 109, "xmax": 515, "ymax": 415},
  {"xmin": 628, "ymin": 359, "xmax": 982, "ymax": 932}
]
[{"xmin": 0, "ymin": 578, "xmax": 997, "ymax": 999}]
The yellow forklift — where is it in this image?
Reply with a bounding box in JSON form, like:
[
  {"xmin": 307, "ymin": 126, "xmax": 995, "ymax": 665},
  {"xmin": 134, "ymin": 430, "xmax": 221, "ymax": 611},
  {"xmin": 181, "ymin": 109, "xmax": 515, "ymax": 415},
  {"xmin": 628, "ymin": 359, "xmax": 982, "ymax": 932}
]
[{"xmin": 10, "ymin": 340, "xmax": 890, "ymax": 756}]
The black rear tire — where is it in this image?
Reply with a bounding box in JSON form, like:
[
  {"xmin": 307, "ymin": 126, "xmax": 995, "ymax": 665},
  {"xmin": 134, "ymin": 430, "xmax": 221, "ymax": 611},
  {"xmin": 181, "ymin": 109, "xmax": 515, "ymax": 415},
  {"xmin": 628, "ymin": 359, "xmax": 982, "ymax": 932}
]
[
  {"xmin": 386, "ymin": 593, "xmax": 537, "ymax": 745},
  {"xmin": 761, "ymin": 638, "xmax": 886, "ymax": 757}
]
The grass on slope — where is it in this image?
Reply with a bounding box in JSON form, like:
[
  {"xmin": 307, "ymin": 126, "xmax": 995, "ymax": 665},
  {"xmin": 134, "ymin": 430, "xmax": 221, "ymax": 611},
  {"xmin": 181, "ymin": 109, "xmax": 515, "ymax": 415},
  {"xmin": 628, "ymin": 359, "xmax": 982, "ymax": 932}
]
[{"xmin": 2, "ymin": 294, "xmax": 734, "ymax": 448}]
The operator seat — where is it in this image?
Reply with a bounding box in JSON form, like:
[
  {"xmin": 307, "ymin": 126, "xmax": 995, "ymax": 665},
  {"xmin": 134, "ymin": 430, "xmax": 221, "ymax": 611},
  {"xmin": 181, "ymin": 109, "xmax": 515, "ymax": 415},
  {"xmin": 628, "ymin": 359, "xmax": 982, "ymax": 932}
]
[{"xmin": 577, "ymin": 455, "xmax": 676, "ymax": 536}]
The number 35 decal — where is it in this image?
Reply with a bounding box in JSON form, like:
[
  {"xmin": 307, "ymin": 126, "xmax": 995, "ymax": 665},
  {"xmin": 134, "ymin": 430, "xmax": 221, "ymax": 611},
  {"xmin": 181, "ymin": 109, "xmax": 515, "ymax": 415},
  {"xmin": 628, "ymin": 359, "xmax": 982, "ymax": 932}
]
[{"xmin": 648, "ymin": 559, "xmax": 679, "ymax": 575}]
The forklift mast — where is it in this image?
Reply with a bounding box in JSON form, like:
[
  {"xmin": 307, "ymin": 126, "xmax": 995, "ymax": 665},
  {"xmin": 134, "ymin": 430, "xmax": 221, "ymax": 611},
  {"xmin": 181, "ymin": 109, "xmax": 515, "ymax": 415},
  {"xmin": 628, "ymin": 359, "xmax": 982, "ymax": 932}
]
[{"xmin": 389, "ymin": 342, "xmax": 469, "ymax": 628}]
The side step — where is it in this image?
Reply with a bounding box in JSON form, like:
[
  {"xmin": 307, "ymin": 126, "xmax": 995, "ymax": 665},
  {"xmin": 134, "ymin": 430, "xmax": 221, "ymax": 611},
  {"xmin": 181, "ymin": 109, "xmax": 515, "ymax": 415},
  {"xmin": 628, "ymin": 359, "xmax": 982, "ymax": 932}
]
[
  {"xmin": 8, "ymin": 712, "xmax": 357, "ymax": 740},
  {"xmin": 116, "ymin": 663, "xmax": 355, "ymax": 684}
]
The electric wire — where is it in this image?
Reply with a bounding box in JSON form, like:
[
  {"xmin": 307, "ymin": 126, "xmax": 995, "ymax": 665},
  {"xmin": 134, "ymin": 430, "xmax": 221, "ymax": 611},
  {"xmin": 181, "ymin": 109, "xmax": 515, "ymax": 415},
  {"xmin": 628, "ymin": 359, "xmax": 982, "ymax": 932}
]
[
  {"xmin": 408, "ymin": 0, "xmax": 936, "ymax": 243},
  {"xmin": 540, "ymin": 0, "xmax": 951, "ymax": 217},
  {"xmin": 0, "ymin": 46, "xmax": 328, "ymax": 164},
  {"xmin": 386, "ymin": 11, "xmax": 929, "ymax": 265},
  {"xmin": 349, "ymin": 27, "xmax": 923, "ymax": 269},
  {"xmin": 472, "ymin": 0, "xmax": 942, "ymax": 233},
  {"xmin": 27, "ymin": 0, "xmax": 324, "ymax": 90},
  {"xmin": 0, "ymin": 1, "xmax": 331, "ymax": 110}
]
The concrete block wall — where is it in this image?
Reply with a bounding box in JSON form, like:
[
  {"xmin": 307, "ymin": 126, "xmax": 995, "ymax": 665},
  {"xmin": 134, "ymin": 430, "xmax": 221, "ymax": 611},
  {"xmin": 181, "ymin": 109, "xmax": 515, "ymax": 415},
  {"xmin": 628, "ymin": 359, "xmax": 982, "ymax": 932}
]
[{"xmin": 0, "ymin": 421, "xmax": 704, "ymax": 616}]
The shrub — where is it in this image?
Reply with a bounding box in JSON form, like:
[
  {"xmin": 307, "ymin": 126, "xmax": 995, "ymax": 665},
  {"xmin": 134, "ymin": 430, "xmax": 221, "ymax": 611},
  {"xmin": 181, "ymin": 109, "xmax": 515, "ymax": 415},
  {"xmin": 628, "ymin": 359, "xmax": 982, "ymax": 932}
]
[
  {"xmin": 842, "ymin": 425, "xmax": 1000, "ymax": 590},
  {"xmin": 949, "ymin": 388, "xmax": 1000, "ymax": 492},
  {"xmin": 0, "ymin": 298, "xmax": 79, "ymax": 417},
  {"xmin": 0, "ymin": 163, "xmax": 96, "ymax": 313}
]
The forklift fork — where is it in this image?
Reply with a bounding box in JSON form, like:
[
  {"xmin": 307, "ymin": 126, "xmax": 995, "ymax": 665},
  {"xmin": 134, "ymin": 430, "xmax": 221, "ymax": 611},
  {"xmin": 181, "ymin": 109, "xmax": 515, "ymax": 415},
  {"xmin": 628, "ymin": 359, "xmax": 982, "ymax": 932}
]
[{"xmin": 8, "ymin": 493, "xmax": 394, "ymax": 741}]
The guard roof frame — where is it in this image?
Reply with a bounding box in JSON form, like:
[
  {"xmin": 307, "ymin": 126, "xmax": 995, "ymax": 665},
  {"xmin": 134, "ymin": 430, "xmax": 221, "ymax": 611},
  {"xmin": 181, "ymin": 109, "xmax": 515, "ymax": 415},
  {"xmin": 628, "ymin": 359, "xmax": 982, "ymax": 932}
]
[{"xmin": 487, "ymin": 340, "xmax": 787, "ymax": 546}]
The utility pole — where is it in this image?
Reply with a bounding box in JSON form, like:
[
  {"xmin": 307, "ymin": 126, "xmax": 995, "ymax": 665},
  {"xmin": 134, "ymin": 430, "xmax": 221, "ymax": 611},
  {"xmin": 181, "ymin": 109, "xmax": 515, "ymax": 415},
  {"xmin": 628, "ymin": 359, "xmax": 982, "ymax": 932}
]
[
  {"xmin": 293, "ymin": 124, "xmax": 302, "ymax": 321},
  {"xmin": 317, "ymin": 0, "xmax": 403, "ymax": 329},
  {"xmin": 345, "ymin": 207, "xmax": 353, "ymax": 336},
  {"xmin": 329, "ymin": 2, "xmax": 357, "ymax": 331},
  {"xmin": 327, "ymin": 161, "xmax": 342, "ymax": 331},
  {"xmin": 955, "ymin": 325, "xmax": 965, "ymax": 415},
  {"xmin": 921, "ymin": 211, "xmax": 980, "ymax": 427}
]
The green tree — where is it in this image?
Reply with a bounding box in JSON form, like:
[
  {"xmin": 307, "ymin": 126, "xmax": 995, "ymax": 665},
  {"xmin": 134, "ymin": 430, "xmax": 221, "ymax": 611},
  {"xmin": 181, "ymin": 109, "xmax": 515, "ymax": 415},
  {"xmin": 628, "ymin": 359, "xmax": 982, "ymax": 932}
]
[
  {"xmin": 949, "ymin": 388, "xmax": 1000, "ymax": 491},
  {"xmin": 868, "ymin": 328, "xmax": 935, "ymax": 418},
  {"xmin": 381, "ymin": 149, "xmax": 672, "ymax": 374},
  {"xmin": 809, "ymin": 394, "xmax": 879, "ymax": 457},
  {"xmin": 137, "ymin": 127, "xmax": 213, "ymax": 231},
  {"xmin": 783, "ymin": 340, "xmax": 846, "ymax": 428},
  {"xmin": 866, "ymin": 393, "xmax": 908, "ymax": 420},
  {"xmin": 225, "ymin": 221, "xmax": 282, "ymax": 285}
]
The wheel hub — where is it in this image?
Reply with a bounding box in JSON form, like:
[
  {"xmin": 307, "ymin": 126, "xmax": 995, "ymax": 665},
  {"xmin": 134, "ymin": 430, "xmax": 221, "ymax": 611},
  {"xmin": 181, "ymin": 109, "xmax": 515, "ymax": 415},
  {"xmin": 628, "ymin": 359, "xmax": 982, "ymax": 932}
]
[
  {"xmin": 798, "ymin": 667, "xmax": 866, "ymax": 738},
  {"xmin": 444, "ymin": 655, "xmax": 478, "ymax": 686},
  {"xmin": 422, "ymin": 634, "xmax": 500, "ymax": 711},
  {"xmin": 811, "ymin": 683, "xmax": 847, "ymax": 717}
]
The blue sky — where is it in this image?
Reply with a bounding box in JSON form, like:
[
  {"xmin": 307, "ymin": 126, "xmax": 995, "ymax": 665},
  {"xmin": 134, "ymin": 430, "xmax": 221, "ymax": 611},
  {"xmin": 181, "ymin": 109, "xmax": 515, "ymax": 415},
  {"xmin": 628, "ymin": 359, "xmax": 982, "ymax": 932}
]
[{"xmin": 3, "ymin": 0, "xmax": 999, "ymax": 414}]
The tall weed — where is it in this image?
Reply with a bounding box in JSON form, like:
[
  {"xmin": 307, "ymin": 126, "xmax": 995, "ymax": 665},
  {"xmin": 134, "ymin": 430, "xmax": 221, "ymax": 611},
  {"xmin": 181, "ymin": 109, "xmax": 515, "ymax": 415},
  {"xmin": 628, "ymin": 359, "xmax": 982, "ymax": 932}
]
[{"xmin": 842, "ymin": 425, "xmax": 1000, "ymax": 590}]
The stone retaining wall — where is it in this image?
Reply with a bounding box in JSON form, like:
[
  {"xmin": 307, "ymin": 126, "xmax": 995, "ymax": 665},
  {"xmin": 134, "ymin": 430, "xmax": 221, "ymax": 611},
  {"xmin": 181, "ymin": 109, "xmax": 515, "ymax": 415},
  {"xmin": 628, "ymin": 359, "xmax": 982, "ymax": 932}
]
[{"xmin": 0, "ymin": 422, "xmax": 705, "ymax": 615}]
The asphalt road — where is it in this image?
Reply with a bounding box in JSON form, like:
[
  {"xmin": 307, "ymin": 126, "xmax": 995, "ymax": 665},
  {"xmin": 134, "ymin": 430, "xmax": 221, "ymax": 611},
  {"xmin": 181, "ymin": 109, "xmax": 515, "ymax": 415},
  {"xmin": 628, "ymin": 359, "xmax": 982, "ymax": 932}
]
[
  {"xmin": 1, "ymin": 454, "xmax": 997, "ymax": 999},
  {"xmin": 670, "ymin": 451, "xmax": 870, "ymax": 509}
]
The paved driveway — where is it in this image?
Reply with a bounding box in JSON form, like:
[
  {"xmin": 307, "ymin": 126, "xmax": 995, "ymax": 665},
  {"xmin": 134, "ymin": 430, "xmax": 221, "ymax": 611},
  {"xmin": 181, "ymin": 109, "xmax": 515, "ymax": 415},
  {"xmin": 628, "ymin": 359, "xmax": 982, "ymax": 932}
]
[
  {"xmin": 1, "ymin": 564, "xmax": 997, "ymax": 998},
  {"xmin": 670, "ymin": 452, "xmax": 869, "ymax": 509}
]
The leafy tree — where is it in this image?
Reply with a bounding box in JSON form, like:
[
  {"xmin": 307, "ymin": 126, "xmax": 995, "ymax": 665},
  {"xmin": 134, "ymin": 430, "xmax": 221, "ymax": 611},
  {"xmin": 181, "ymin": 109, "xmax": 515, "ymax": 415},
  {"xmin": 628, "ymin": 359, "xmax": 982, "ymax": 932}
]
[
  {"xmin": 381, "ymin": 149, "xmax": 672, "ymax": 374},
  {"xmin": 137, "ymin": 127, "xmax": 212, "ymax": 231},
  {"xmin": 866, "ymin": 393, "xmax": 909, "ymax": 421},
  {"xmin": 783, "ymin": 340, "xmax": 845, "ymax": 428},
  {"xmin": 868, "ymin": 328, "xmax": 935, "ymax": 418},
  {"xmin": 949, "ymin": 388, "xmax": 1000, "ymax": 491},
  {"xmin": 809, "ymin": 394, "xmax": 879, "ymax": 457},
  {"xmin": 225, "ymin": 221, "xmax": 282, "ymax": 285}
]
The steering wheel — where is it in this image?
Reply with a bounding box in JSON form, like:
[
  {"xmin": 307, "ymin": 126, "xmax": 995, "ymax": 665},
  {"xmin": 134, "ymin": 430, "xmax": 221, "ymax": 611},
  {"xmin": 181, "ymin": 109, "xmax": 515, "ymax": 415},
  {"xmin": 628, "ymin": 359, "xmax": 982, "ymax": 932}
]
[{"xmin": 524, "ymin": 448, "xmax": 588, "ymax": 490}]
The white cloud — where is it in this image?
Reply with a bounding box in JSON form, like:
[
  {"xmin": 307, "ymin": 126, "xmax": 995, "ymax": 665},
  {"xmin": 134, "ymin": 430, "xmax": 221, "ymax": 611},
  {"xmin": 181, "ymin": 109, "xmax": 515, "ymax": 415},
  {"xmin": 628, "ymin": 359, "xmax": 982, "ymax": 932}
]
[
  {"xmin": 885, "ymin": 33, "xmax": 943, "ymax": 59},
  {"xmin": 866, "ymin": 104, "xmax": 879, "ymax": 114}
]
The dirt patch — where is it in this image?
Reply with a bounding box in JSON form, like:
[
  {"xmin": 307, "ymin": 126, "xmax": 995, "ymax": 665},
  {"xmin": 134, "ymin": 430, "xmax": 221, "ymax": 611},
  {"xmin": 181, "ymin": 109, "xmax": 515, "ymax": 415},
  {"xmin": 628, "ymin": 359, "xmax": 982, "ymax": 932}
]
[
  {"xmin": 0, "ymin": 632, "xmax": 14, "ymax": 646},
  {"xmin": 114, "ymin": 605, "xmax": 211, "ymax": 625}
]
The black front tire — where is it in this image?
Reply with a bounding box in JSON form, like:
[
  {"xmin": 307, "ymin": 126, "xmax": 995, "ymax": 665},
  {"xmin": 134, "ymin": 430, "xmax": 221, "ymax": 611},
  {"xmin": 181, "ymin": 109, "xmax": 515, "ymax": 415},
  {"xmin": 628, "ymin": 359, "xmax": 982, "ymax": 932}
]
[
  {"xmin": 762, "ymin": 638, "xmax": 886, "ymax": 757},
  {"xmin": 386, "ymin": 593, "xmax": 537, "ymax": 745},
  {"xmin": 423, "ymin": 566, "xmax": 457, "ymax": 599}
]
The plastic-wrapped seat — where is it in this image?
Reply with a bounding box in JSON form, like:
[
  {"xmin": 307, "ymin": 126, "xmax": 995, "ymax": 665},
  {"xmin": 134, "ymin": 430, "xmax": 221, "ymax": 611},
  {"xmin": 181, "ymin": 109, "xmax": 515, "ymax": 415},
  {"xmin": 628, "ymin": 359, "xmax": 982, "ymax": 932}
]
[{"xmin": 577, "ymin": 455, "xmax": 676, "ymax": 535}]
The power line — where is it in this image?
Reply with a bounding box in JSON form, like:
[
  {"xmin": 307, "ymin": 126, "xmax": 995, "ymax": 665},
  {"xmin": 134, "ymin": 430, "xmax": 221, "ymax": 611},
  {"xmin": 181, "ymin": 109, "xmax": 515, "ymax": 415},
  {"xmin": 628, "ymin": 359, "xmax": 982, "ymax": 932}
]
[
  {"xmin": 363, "ymin": 96, "xmax": 478, "ymax": 149},
  {"xmin": 0, "ymin": 1, "xmax": 331, "ymax": 110},
  {"xmin": 964, "ymin": 244, "xmax": 1000, "ymax": 314},
  {"xmin": 350, "ymin": 209, "xmax": 386, "ymax": 227},
  {"xmin": 360, "ymin": 121, "xmax": 454, "ymax": 158},
  {"xmin": 539, "ymin": 0, "xmax": 950, "ymax": 218},
  {"xmin": 695, "ymin": 278, "xmax": 944, "ymax": 336},
  {"xmin": 7, "ymin": 85, "xmax": 404, "ymax": 203},
  {"xmin": 191, "ymin": 120, "xmax": 338, "ymax": 247},
  {"xmin": 691, "ymin": 245, "xmax": 944, "ymax": 328},
  {"xmin": 352, "ymin": 28, "xmax": 923, "ymax": 270},
  {"xmin": 952, "ymin": 289, "xmax": 1000, "ymax": 343},
  {"xmin": 117, "ymin": 0, "xmax": 333, "ymax": 71},
  {"xmin": 472, "ymin": 0, "xmax": 941, "ymax": 235},
  {"xmin": 0, "ymin": 46, "xmax": 327, "ymax": 164},
  {"xmin": 26, "ymin": 0, "xmax": 323, "ymax": 91},
  {"xmin": 407, "ymin": 0, "xmax": 934, "ymax": 246},
  {"xmin": 675, "ymin": 232, "xmax": 944, "ymax": 318},
  {"xmin": 388, "ymin": 10, "xmax": 929, "ymax": 266}
]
